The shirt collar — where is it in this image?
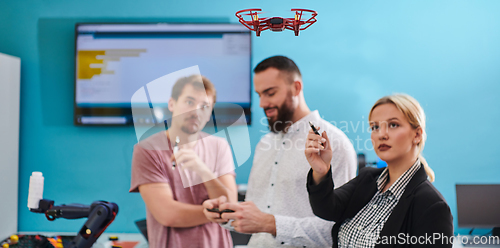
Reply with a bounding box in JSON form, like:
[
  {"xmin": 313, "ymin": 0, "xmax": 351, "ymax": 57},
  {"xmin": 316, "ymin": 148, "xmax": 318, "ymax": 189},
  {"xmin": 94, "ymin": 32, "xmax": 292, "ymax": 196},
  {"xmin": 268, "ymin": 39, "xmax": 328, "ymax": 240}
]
[
  {"xmin": 376, "ymin": 158, "xmax": 421, "ymax": 199},
  {"xmin": 283, "ymin": 110, "xmax": 321, "ymax": 134}
]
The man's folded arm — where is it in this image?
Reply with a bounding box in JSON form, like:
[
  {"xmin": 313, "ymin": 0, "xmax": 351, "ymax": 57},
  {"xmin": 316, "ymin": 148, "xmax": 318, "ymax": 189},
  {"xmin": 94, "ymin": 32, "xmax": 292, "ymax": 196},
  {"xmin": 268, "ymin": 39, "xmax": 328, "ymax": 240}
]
[
  {"xmin": 203, "ymin": 174, "xmax": 238, "ymax": 203},
  {"xmin": 139, "ymin": 182, "xmax": 210, "ymax": 227}
]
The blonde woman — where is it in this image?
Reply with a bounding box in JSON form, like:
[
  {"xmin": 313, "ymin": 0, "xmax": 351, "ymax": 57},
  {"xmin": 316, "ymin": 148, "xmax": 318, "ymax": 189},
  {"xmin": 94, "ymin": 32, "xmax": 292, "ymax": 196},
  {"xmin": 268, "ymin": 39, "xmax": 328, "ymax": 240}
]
[{"xmin": 305, "ymin": 94, "xmax": 453, "ymax": 248}]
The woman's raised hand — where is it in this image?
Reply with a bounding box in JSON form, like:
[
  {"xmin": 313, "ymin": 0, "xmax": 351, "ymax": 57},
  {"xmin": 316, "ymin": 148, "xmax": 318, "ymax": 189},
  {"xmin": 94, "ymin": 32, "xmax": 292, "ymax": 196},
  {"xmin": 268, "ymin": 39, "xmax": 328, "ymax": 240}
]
[{"xmin": 305, "ymin": 127, "xmax": 332, "ymax": 184}]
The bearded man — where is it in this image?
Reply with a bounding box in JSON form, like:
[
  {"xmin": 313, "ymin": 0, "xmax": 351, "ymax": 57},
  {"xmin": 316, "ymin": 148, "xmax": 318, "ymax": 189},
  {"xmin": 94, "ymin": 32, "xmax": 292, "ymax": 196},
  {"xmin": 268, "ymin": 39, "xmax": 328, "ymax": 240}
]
[{"xmin": 203, "ymin": 56, "xmax": 357, "ymax": 248}]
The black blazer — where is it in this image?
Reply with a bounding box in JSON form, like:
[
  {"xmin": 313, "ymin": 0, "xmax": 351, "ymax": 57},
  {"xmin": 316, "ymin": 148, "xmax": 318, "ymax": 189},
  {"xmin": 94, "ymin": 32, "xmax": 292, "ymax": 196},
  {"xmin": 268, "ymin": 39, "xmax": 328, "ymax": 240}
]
[{"xmin": 307, "ymin": 165, "xmax": 453, "ymax": 248}]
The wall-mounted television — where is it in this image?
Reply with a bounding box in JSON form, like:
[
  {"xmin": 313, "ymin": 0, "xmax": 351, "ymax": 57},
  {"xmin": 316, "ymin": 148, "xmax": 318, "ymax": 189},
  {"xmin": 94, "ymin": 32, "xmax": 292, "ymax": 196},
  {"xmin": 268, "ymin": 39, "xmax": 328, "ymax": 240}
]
[{"xmin": 74, "ymin": 23, "xmax": 252, "ymax": 126}]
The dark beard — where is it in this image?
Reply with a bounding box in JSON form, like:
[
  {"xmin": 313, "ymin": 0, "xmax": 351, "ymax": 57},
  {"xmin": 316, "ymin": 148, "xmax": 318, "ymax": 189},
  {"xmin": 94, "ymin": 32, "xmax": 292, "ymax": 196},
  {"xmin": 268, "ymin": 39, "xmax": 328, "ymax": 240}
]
[{"xmin": 266, "ymin": 91, "xmax": 295, "ymax": 133}]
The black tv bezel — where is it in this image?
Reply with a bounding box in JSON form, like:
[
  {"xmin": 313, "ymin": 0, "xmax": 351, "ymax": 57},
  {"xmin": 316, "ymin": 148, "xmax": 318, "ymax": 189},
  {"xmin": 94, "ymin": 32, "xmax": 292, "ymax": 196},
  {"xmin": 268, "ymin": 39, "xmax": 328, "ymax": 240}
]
[{"xmin": 74, "ymin": 22, "xmax": 252, "ymax": 126}]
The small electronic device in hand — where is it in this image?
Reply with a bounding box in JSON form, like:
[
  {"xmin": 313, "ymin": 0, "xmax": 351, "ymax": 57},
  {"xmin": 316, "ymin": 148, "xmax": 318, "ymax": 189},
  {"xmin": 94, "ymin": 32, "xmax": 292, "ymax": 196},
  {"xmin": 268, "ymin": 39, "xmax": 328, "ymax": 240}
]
[{"xmin": 206, "ymin": 208, "xmax": 235, "ymax": 213}]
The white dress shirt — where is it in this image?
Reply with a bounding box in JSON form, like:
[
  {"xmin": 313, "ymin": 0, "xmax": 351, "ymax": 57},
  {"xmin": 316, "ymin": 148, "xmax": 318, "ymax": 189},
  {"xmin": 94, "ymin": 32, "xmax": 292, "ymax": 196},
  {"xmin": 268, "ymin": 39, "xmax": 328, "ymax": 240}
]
[{"xmin": 245, "ymin": 110, "xmax": 357, "ymax": 248}]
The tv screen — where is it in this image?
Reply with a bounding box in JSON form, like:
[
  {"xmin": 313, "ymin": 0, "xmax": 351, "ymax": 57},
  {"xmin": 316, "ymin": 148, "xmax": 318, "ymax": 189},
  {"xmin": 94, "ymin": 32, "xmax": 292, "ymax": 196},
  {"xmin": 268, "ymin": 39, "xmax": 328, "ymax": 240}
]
[
  {"xmin": 456, "ymin": 184, "xmax": 500, "ymax": 228},
  {"xmin": 74, "ymin": 23, "xmax": 252, "ymax": 126}
]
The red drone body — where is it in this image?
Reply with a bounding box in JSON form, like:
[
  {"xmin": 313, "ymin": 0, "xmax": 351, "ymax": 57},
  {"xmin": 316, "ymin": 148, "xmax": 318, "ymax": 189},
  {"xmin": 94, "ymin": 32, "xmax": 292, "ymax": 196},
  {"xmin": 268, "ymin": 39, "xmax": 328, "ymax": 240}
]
[{"xmin": 235, "ymin": 9, "xmax": 318, "ymax": 36}]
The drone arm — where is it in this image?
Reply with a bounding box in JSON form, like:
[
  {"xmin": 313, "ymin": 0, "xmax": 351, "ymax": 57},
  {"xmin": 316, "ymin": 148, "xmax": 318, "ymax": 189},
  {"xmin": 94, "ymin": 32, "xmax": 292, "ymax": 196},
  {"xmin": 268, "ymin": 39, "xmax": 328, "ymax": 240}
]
[
  {"xmin": 238, "ymin": 20, "xmax": 256, "ymax": 32},
  {"xmin": 299, "ymin": 22, "xmax": 316, "ymax": 31},
  {"xmin": 236, "ymin": 8, "xmax": 268, "ymax": 36},
  {"xmin": 283, "ymin": 19, "xmax": 296, "ymax": 31},
  {"xmin": 299, "ymin": 14, "xmax": 318, "ymax": 30},
  {"xmin": 259, "ymin": 25, "xmax": 271, "ymax": 32}
]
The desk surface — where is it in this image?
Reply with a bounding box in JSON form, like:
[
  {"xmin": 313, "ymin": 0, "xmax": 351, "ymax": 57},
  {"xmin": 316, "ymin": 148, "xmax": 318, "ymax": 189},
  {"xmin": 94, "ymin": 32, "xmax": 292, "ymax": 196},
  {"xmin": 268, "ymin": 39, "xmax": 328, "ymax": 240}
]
[
  {"xmin": 17, "ymin": 232, "xmax": 251, "ymax": 248},
  {"xmin": 18, "ymin": 232, "xmax": 148, "ymax": 248},
  {"xmin": 18, "ymin": 233, "xmax": 499, "ymax": 248}
]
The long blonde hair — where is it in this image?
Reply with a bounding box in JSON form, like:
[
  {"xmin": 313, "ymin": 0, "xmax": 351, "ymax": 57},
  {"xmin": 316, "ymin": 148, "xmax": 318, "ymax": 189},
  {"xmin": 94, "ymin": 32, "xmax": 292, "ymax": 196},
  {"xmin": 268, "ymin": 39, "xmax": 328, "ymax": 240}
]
[{"xmin": 368, "ymin": 94, "xmax": 435, "ymax": 182}]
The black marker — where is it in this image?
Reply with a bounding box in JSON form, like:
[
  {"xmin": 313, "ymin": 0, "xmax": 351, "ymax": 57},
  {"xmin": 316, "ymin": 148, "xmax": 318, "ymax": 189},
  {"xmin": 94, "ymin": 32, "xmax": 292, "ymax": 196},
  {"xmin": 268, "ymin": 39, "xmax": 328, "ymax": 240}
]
[
  {"xmin": 309, "ymin": 121, "xmax": 325, "ymax": 148},
  {"xmin": 172, "ymin": 136, "xmax": 180, "ymax": 170},
  {"xmin": 308, "ymin": 121, "xmax": 321, "ymax": 135}
]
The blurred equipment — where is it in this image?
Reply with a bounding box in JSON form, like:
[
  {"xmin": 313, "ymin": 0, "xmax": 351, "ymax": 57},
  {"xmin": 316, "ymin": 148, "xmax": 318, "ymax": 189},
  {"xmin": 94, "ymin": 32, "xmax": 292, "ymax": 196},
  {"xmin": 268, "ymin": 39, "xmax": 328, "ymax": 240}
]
[
  {"xmin": 134, "ymin": 219, "xmax": 148, "ymax": 242},
  {"xmin": 456, "ymin": 184, "xmax": 500, "ymax": 239},
  {"xmin": 30, "ymin": 200, "xmax": 118, "ymax": 248},
  {"xmin": 237, "ymin": 184, "xmax": 248, "ymax": 202},
  {"xmin": 27, "ymin": 172, "xmax": 44, "ymax": 210},
  {"xmin": 230, "ymin": 232, "xmax": 251, "ymax": 246},
  {"xmin": 0, "ymin": 234, "xmax": 75, "ymax": 248},
  {"xmin": 104, "ymin": 236, "xmax": 139, "ymax": 248},
  {"xmin": 357, "ymin": 153, "xmax": 387, "ymax": 172},
  {"xmin": 28, "ymin": 171, "xmax": 118, "ymax": 248},
  {"xmin": 235, "ymin": 8, "xmax": 317, "ymax": 36}
]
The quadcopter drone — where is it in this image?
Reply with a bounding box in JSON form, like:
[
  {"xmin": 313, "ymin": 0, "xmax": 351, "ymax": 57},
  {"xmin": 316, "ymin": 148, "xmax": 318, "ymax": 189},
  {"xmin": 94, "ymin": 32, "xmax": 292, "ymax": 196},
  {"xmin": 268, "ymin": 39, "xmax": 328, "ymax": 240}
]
[{"xmin": 235, "ymin": 8, "xmax": 317, "ymax": 36}]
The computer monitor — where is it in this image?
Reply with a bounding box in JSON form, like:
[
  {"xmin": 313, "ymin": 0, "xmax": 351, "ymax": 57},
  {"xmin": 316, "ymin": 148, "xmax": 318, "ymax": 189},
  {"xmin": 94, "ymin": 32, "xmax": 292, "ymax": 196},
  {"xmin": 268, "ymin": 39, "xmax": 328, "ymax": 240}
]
[
  {"xmin": 74, "ymin": 23, "xmax": 252, "ymax": 126},
  {"xmin": 456, "ymin": 184, "xmax": 500, "ymax": 235}
]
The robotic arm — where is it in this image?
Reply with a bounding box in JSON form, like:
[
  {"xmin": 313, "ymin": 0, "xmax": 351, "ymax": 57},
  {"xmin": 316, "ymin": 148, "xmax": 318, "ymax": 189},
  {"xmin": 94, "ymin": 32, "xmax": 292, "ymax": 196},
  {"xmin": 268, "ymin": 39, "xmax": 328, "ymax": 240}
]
[{"xmin": 30, "ymin": 199, "xmax": 119, "ymax": 248}]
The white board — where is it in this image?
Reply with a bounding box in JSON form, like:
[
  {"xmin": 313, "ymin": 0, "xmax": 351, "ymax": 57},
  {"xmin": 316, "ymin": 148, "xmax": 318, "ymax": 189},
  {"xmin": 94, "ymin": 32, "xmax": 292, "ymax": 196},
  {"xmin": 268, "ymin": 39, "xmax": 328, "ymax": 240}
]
[{"xmin": 0, "ymin": 52, "xmax": 21, "ymax": 240}]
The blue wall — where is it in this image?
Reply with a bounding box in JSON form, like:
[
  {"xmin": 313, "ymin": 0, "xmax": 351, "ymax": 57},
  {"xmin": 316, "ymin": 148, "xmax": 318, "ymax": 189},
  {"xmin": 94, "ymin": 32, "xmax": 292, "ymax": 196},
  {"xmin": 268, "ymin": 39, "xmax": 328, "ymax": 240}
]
[{"xmin": 1, "ymin": 0, "xmax": 499, "ymax": 234}]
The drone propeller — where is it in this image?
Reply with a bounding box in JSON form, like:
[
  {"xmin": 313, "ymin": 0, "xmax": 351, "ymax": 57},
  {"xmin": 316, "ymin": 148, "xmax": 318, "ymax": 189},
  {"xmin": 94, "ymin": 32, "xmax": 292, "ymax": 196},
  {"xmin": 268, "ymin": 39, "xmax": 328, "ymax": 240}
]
[
  {"xmin": 290, "ymin": 8, "xmax": 317, "ymax": 33},
  {"xmin": 241, "ymin": 11, "xmax": 268, "ymax": 16},
  {"xmin": 291, "ymin": 8, "xmax": 317, "ymax": 21},
  {"xmin": 235, "ymin": 8, "xmax": 262, "ymax": 17},
  {"xmin": 236, "ymin": 8, "xmax": 265, "ymax": 33},
  {"xmin": 241, "ymin": 11, "xmax": 268, "ymax": 22}
]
